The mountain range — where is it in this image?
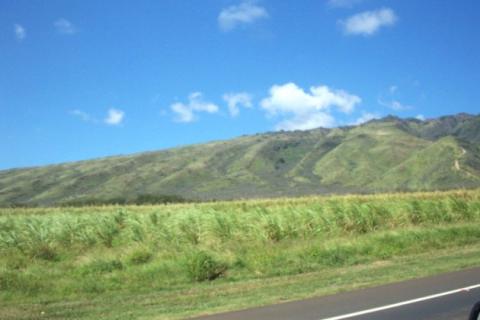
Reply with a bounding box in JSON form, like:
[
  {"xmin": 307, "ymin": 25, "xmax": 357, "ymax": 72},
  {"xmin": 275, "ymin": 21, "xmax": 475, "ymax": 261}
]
[{"xmin": 1, "ymin": 113, "xmax": 479, "ymax": 206}]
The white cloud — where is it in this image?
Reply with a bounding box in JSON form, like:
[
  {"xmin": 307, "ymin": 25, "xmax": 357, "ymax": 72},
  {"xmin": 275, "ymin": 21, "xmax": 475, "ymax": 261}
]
[
  {"xmin": 171, "ymin": 92, "xmax": 219, "ymax": 123},
  {"xmin": 71, "ymin": 108, "xmax": 124, "ymax": 125},
  {"xmin": 261, "ymin": 83, "xmax": 360, "ymax": 115},
  {"xmin": 260, "ymin": 82, "xmax": 361, "ymax": 131},
  {"xmin": 218, "ymin": 1, "xmax": 268, "ymax": 32},
  {"xmin": 171, "ymin": 103, "xmax": 194, "ymax": 123},
  {"xmin": 54, "ymin": 18, "xmax": 77, "ymax": 34},
  {"xmin": 14, "ymin": 24, "xmax": 26, "ymax": 41},
  {"xmin": 223, "ymin": 92, "xmax": 253, "ymax": 117},
  {"xmin": 389, "ymin": 100, "xmax": 411, "ymax": 111},
  {"xmin": 416, "ymin": 114, "xmax": 425, "ymax": 121},
  {"xmin": 328, "ymin": 0, "xmax": 365, "ymax": 8},
  {"xmin": 104, "ymin": 108, "xmax": 125, "ymax": 125},
  {"xmin": 276, "ymin": 112, "xmax": 335, "ymax": 131},
  {"xmin": 340, "ymin": 8, "xmax": 397, "ymax": 36},
  {"xmin": 71, "ymin": 109, "xmax": 95, "ymax": 122},
  {"xmin": 353, "ymin": 112, "xmax": 380, "ymax": 125},
  {"xmin": 389, "ymin": 85, "xmax": 398, "ymax": 94},
  {"xmin": 378, "ymin": 98, "xmax": 412, "ymax": 111}
]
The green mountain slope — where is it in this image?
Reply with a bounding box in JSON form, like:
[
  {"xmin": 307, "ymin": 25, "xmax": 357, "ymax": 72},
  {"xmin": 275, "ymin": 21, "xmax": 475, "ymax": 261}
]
[
  {"xmin": 373, "ymin": 136, "xmax": 480, "ymax": 191},
  {"xmin": 1, "ymin": 113, "xmax": 479, "ymax": 205},
  {"xmin": 313, "ymin": 122, "xmax": 430, "ymax": 186}
]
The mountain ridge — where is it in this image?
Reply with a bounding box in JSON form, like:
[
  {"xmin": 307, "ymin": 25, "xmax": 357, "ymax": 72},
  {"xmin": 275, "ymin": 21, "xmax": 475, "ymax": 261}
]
[{"xmin": 1, "ymin": 113, "xmax": 479, "ymax": 206}]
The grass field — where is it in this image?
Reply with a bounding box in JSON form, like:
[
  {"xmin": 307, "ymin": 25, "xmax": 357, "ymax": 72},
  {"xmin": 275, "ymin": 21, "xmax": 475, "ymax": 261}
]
[{"xmin": 1, "ymin": 189, "xmax": 480, "ymax": 319}]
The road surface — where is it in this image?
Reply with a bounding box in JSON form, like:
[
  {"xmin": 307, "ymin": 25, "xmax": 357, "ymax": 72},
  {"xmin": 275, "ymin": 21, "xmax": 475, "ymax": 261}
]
[{"xmin": 190, "ymin": 267, "xmax": 480, "ymax": 320}]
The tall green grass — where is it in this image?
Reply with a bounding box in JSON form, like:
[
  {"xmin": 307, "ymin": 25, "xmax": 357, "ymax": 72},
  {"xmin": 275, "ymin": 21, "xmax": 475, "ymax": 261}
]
[{"xmin": 0, "ymin": 189, "xmax": 479, "ymax": 302}]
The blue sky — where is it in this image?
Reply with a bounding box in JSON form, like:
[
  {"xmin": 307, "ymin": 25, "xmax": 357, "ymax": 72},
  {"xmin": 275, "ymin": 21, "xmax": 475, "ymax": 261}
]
[{"xmin": 1, "ymin": 0, "xmax": 479, "ymax": 170}]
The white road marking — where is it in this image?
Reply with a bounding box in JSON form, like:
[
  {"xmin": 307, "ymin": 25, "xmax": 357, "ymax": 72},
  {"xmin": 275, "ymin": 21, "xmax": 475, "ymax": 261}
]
[{"xmin": 319, "ymin": 284, "xmax": 480, "ymax": 320}]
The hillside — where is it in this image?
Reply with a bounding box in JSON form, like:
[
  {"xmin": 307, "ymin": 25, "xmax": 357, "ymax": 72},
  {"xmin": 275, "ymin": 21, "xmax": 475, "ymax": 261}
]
[{"xmin": 1, "ymin": 113, "xmax": 479, "ymax": 206}]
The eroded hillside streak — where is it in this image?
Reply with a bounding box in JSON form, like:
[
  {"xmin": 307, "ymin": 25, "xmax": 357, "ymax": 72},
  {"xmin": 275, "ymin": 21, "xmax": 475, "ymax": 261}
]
[{"xmin": 454, "ymin": 147, "xmax": 474, "ymax": 178}]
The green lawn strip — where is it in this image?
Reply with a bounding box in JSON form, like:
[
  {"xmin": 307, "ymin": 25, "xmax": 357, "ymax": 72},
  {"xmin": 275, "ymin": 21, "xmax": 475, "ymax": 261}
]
[{"xmin": 2, "ymin": 244, "xmax": 480, "ymax": 320}]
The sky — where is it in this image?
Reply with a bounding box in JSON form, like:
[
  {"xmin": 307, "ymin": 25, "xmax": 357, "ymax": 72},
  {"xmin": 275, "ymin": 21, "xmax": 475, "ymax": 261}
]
[{"xmin": 1, "ymin": 0, "xmax": 480, "ymax": 170}]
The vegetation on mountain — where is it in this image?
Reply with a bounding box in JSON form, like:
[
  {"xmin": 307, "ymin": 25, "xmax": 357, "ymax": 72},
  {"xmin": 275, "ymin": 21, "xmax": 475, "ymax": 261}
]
[{"xmin": 0, "ymin": 113, "xmax": 479, "ymax": 206}]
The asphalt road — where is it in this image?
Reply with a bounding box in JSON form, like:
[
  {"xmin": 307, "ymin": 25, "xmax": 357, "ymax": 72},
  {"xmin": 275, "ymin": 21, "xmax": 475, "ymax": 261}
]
[{"xmin": 191, "ymin": 267, "xmax": 480, "ymax": 320}]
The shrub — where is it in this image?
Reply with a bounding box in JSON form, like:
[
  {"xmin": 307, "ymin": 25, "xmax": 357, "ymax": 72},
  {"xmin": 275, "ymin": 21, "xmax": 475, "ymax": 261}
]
[
  {"xmin": 31, "ymin": 244, "xmax": 58, "ymax": 261},
  {"xmin": 263, "ymin": 215, "xmax": 285, "ymax": 242},
  {"xmin": 0, "ymin": 271, "xmax": 43, "ymax": 294},
  {"xmin": 184, "ymin": 251, "xmax": 227, "ymax": 282},
  {"xmin": 310, "ymin": 245, "xmax": 359, "ymax": 267},
  {"xmin": 128, "ymin": 249, "xmax": 153, "ymax": 265},
  {"xmin": 134, "ymin": 194, "xmax": 186, "ymax": 205},
  {"xmin": 80, "ymin": 276, "xmax": 107, "ymax": 293},
  {"xmin": 5, "ymin": 255, "xmax": 28, "ymax": 270},
  {"xmin": 95, "ymin": 221, "xmax": 120, "ymax": 247},
  {"xmin": 81, "ymin": 259, "xmax": 124, "ymax": 274}
]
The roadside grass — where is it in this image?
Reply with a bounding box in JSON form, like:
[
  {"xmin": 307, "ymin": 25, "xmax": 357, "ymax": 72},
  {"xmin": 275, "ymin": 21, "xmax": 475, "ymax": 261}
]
[
  {"xmin": 1, "ymin": 189, "xmax": 480, "ymax": 319},
  {"xmin": 2, "ymin": 245, "xmax": 480, "ymax": 320}
]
